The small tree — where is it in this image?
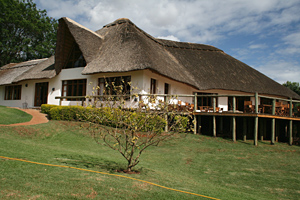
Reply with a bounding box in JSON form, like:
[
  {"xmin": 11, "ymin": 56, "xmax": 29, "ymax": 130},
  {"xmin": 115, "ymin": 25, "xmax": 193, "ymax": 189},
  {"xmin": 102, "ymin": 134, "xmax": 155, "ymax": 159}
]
[{"xmin": 85, "ymin": 79, "xmax": 193, "ymax": 172}]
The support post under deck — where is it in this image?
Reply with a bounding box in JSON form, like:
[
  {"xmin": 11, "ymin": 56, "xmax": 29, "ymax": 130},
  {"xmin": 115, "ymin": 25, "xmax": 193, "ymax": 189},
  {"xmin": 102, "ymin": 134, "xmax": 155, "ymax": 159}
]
[
  {"xmin": 271, "ymin": 99, "xmax": 276, "ymax": 145},
  {"xmin": 232, "ymin": 97, "xmax": 236, "ymax": 142},
  {"xmin": 254, "ymin": 92, "xmax": 259, "ymax": 146}
]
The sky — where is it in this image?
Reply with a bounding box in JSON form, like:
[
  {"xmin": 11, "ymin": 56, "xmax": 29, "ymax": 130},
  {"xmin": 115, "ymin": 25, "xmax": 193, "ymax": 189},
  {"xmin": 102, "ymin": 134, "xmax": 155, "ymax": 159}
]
[{"xmin": 33, "ymin": 0, "xmax": 300, "ymax": 84}]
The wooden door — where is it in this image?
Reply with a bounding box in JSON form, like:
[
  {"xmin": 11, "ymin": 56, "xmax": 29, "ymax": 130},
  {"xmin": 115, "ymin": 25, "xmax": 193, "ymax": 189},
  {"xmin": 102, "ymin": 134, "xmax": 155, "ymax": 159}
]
[{"xmin": 34, "ymin": 82, "xmax": 49, "ymax": 106}]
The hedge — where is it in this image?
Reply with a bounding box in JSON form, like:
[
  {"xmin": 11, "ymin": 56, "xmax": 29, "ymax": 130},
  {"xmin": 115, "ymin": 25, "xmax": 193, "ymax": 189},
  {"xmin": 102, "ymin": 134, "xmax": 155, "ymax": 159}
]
[{"xmin": 41, "ymin": 105, "xmax": 189, "ymax": 132}]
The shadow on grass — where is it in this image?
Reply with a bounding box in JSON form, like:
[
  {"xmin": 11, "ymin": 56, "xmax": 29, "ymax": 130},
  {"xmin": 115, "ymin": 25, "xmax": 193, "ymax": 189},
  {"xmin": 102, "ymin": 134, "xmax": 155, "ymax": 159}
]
[{"xmin": 55, "ymin": 154, "xmax": 146, "ymax": 174}]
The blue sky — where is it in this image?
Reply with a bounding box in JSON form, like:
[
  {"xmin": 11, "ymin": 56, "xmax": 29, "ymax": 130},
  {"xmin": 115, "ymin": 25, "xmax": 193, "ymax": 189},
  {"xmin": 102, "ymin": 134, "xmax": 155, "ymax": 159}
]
[{"xmin": 33, "ymin": 0, "xmax": 300, "ymax": 84}]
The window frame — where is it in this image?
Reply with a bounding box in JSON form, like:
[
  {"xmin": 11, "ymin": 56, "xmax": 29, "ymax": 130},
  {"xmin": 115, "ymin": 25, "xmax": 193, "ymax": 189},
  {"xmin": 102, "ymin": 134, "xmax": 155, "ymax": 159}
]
[
  {"xmin": 98, "ymin": 76, "xmax": 131, "ymax": 100},
  {"xmin": 4, "ymin": 85, "xmax": 22, "ymax": 100},
  {"xmin": 164, "ymin": 83, "xmax": 170, "ymax": 102},
  {"xmin": 61, "ymin": 79, "xmax": 87, "ymax": 101},
  {"xmin": 150, "ymin": 78, "xmax": 157, "ymax": 94}
]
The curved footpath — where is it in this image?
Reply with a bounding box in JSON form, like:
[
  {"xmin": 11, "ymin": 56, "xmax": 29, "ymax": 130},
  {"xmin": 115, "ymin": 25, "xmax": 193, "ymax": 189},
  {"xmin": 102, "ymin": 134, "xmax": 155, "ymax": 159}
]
[{"xmin": 0, "ymin": 108, "xmax": 49, "ymax": 126}]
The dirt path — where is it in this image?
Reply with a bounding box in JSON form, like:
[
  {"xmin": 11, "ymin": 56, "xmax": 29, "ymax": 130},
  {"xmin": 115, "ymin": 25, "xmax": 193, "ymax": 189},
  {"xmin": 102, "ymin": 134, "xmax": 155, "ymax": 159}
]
[{"xmin": 0, "ymin": 108, "xmax": 49, "ymax": 126}]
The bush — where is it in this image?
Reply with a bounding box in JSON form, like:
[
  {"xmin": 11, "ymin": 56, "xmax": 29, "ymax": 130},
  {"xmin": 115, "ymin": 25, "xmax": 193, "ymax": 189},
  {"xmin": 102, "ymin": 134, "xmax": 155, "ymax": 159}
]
[
  {"xmin": 48, "ymin": 106, "xmax": 86, "ymax": 121},
  {"xmin": 45, "ymin": 105, "xmax": 167, "ymax": 132},
  {"xmin": 41, "ymin": 104, "xmax": 59, "ymax": 119}
]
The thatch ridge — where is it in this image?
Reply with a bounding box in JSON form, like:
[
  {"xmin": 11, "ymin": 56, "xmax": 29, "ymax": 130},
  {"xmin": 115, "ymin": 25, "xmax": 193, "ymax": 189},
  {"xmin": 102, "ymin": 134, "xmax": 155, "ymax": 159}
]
[{"xmin": 98, "ymin": 18, "xmax": 221, "ymax": 52}]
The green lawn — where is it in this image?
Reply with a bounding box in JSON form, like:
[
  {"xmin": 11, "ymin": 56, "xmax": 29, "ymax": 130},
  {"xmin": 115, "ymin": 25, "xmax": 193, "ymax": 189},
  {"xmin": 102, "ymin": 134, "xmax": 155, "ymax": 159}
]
[
  {"xmin": 0, "ymin": 120, "xmax": 300, "ymax": 199},
  {"xmin": 0, "ymin": 106, "xmax": 32, "ymax": 124}
]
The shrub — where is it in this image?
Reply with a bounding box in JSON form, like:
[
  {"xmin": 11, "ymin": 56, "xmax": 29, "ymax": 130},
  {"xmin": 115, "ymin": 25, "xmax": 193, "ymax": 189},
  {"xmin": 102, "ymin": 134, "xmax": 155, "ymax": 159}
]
[
  {"xmin": 49, "ymin": 106, "xmax": 86, "ymax": 121},
  {"xmin": 41, "ymin": 104, "xmax": 59, "ymax": 119},
  {"xmin": 45, "ymin": 105, "xmax": 167, "ymax": 132}
]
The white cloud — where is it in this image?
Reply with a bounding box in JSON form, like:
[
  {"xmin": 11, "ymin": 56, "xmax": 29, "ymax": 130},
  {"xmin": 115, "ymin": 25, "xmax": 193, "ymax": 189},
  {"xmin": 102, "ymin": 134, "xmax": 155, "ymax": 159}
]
[
  {"xmin": 32, "ymin": 0, "xmax": 300, "ymax": 83},
  {"xmin": 256, "ymin": 60, "xmax": 300, "ymax": 84},
  {"xmin": 249, "ymin": 44, "xmax": 268, "ymax": 49},
  {"xmin": 33, "ymin": 0, "xmax": 300, "ymax": 42},
  {"xmin": 157, "ymin": 35, "xmax": 180, "ymax": 42},
  {"xmin": 283, "ymin": 32, "xmax": 300, "ymax": 47}
]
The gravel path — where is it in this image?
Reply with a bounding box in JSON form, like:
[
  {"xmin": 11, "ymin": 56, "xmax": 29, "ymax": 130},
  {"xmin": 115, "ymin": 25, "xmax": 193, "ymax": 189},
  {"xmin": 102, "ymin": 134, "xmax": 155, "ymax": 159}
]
[{"xmin": 0, "ymin": 108, "xmax": 49, "ymax": 126}]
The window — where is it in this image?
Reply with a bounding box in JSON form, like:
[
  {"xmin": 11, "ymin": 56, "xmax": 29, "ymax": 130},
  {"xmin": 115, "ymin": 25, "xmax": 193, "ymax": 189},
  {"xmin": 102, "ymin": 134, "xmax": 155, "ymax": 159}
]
[
  {"xmin": 196, "ymin": 92, "xmax": 217, "ymax": 107},
  {"xmin": 62, "ymin": 79, "xmax": 86, "ymax": 101},
  {"xmin": 150, "ymin": 78, "xmax": 156, "ymax": 94},
  {"xmin": 63, "ymin": 43, "xmax": 86, "ymax": 69},
  {"xmin": 164, "ymin": 83, "xmax": 170, "ymax": 102},
  {"xmin": 5, "ymin": 85, "xmax": 21, "ymax": 100},
  {"xmin": 228, "ymin": 96, "xmax": 251, "ymax": 111},
  {"xmin": 98, "ymin": 76, "xmax": 131, "ymax": 99}
]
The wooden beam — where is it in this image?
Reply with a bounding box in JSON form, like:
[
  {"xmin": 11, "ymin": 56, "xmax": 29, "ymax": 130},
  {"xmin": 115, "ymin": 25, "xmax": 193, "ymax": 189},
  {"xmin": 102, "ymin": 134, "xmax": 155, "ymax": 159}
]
[
  {"xmin": 254, "ymin": 116, "xmax": 258, "ymax": 146},
  {"xmin": 255, "ymin": 92, "xmax": 259, "ymax": 114},
  {"xmin": 232, "ymin": 116, "xmax": 236, "ymax": 142},
  {"xmin": 271, "ymin": 118, "xmax": 275, "ymax": 145},
  {"xmin": 271, "ymin": 99, "xmax": 275, "ymax": 145},
  {"xmin": 289, "ymin": 98, "xmax": 293, "ymax": 117},
  {"xmin": 165, "ymin": 114, "xmax": 168, "ymax": 132},
  {"xmin": 289, "ymin": 120, "xmax": 293, "ymax": 145},
  {"xmin": 213, "ymin": 116, "xmax": 216, "ymax": 137},
  {"xmin": 213, "ymin": 97, "xmax": 216, "ymax": 112},
  {"xmin": 193, "ymin": 115, "xmax": 197, "ymax": 135},
  {"xmin": 233, "ymin": 96, "xmax": 236, "ymax": 112}
]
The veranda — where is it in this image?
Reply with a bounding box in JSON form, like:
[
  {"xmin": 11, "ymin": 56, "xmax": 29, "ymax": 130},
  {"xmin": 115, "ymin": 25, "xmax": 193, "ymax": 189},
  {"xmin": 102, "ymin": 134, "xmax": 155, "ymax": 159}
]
[{"xmin": 55, "ymin": 93, "xmax": 300, "ymax": 146}]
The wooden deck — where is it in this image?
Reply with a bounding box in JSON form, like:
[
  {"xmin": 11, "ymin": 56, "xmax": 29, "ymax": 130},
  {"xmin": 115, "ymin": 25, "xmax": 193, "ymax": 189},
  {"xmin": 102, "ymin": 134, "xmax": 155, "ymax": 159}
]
[
  {"xmin": 192, "ymin": 111, "xmax": 300, "ymax": 146},
  {"xmin": 193, "ymin": 111, "xmax": 300, "ymax": 121}
]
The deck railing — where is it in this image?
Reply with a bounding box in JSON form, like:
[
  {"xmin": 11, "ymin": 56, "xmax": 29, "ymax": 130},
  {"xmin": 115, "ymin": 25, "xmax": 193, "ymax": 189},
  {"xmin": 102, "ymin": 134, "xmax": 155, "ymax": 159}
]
[{"xmin": 55, "ymin": 92, "xmax": 300, "ymax": 118}]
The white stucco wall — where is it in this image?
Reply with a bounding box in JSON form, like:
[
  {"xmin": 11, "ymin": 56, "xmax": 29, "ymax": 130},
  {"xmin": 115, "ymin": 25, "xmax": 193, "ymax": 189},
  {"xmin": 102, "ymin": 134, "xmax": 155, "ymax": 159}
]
[
  {"xmin": 218, "ymin": 97, "xmax": 228, "ymax": 111},
  {"xmin": 0, "ymin": 67, "xmax": 270, "ymax": 110}
]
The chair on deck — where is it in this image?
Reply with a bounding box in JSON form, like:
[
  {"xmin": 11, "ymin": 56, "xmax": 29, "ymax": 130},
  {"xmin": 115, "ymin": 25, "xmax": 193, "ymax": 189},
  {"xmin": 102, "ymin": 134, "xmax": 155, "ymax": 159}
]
[
  {"xmin": 188, "ymin": 104, "xmax": 194, "ymax": 112},
  {"xmin": 282, "ymin": 104, "xmax": 289, "ymax": 116},
  {"xmin": 275, "ymin": 102, "xmax": 282, "ymax": 115},
  {"xmin": 244, "ymin": 101, "xmax": 254, "ymax": 113}
]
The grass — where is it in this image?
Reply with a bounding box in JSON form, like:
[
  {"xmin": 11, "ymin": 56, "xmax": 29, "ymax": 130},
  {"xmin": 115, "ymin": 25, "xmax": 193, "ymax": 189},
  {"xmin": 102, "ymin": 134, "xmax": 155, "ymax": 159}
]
[
  {"xmin": 0, "ymin": 106, "xmax": 32, "ymax": 124},
  {"xmin": 0, "ymin": 120, "xmax": 300, "ymax": 199}
]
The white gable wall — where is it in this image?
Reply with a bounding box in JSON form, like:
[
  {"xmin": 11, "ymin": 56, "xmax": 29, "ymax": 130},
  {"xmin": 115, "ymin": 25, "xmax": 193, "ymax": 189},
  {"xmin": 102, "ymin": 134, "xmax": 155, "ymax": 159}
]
[{"xmin": 48, "ymin": 67, "xmax": 87, "ymax": 106}]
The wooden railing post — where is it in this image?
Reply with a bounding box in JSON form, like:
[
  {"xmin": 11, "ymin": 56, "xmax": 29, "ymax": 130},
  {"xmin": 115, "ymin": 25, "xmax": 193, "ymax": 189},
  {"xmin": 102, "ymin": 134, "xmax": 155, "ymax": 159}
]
[
  {"xmin": 213, "ymin": 97, "xmax": 216, "ymax": 112},
  {"xmin": 194, "ymin": 94, "xmax": 197, "ymax": 113},
  {"xmin": 255, "ymin": 92, "xmax": 259, "ymax": 114},
  {"xmin": 232, "ymin": 96, "xmax": 236, "ymax": 142},
  {"xmin": 289, "ymin": 98, "xmax": 293, "ymax": 117}
]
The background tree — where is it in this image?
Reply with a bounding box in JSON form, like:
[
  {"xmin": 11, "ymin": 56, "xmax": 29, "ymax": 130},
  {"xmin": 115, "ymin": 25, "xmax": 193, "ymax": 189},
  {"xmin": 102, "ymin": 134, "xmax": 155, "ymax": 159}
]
[
  {"xmin": 0, "ymin": 0, "xmax": 57, "ymax": 67},
  {"xmin": 283, "ymin": 81, "xmax": 300, "ymax": 95}
]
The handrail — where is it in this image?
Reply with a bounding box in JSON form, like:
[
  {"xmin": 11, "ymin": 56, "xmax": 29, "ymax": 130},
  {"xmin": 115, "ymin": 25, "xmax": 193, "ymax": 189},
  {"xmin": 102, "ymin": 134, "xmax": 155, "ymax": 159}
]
[{"xmin": 55, "ymin": 93, "xmax": 300, "ymax": 103}]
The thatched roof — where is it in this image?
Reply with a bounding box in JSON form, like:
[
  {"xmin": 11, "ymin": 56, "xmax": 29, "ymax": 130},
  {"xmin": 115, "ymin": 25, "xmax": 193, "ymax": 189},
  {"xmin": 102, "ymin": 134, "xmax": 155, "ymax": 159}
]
[
  {"xmin": 55, "ymin": 17, "xmax": 102, "ymax": 74},
  {"xmin": 72, "ymin": 18, "xmax": 299, "ymax": 99},
  {"xmin": 1, "ymin": 17, "xmax": 299, "ymax": 100},
  {"xmin": 12, "ymin": 56, "xmax": 56, "ymax": 83},
  {"xmin": 0, "ymin": 59, "xmax": 47, "ymax": 85}
]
